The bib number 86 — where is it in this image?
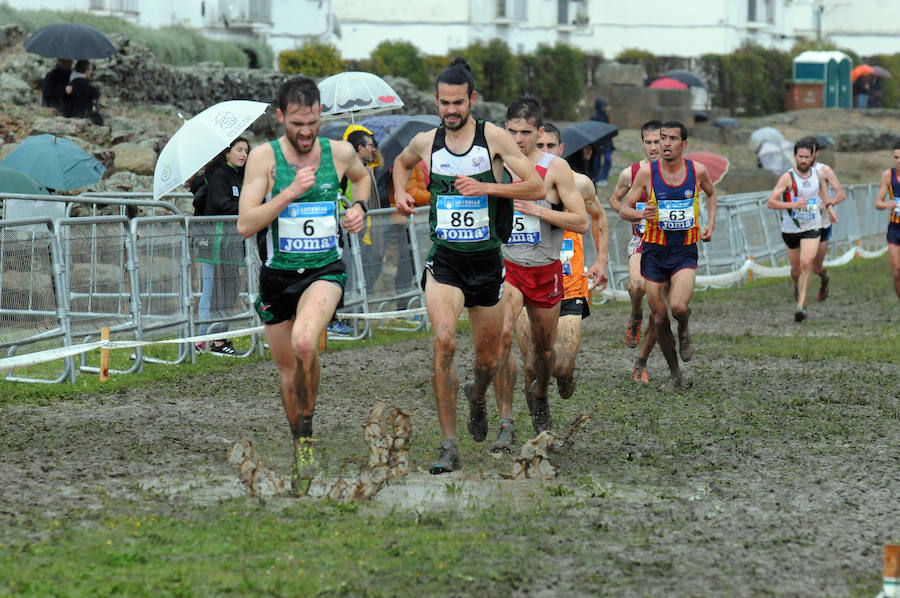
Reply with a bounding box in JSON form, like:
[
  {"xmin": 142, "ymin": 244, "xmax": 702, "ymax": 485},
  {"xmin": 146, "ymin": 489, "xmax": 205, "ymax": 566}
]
[{"xmin": 451, "ymin": 211, "xmax": 475, "ymax": 227}]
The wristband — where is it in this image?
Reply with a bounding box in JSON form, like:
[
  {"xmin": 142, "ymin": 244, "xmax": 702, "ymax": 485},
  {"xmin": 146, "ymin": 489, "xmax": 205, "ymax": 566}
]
[
  {"xmin": 353, "ymin": 200, "xmax": 368, "ymax": 214},
  {"xmin": 825, "ymin": 202, "xmax": 833, "ymax": 209}
]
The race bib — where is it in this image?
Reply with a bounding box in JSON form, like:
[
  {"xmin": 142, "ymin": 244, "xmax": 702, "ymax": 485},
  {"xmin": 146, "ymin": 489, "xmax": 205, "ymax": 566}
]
[
  {"xmin": 635, "ymin": 201, "xmax": 647, "ymax": 235},
  {"xmin": 893, "ymin": 205, "xmax": 900, "ymax": 218},
  {"xmin": 657, "ymin": 199, "xmax": 695, "ymax": 230},
  {"xmin": 435, "ymin": 195, "xmax": 490, "ymax": 242},
  {"xmin": 796, "ymin": 197, "xmax": 818, "ymax": 221},
  {"xmin": 277, "ymin": 201, "xmax": 338, "ymax": 253},
  {"xmin": 507, "ymin": 210, "xmax": 542, "ymax": 245},
  {"xmin": 560, "ymin": 237, "xmax": 575, "ymax": 275}
]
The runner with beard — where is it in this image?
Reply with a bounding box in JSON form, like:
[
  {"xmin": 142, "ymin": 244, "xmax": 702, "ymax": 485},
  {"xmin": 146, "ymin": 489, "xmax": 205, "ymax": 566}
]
[
  {"xmin": 803, "ymin": 137, "xmax": 845, "ymax": 302},
  {"xmin": 392, "ymin": 58, "xmax": 544, "ymax": 473},
  {"xmin": 766, "ymin": 137, "xmax": 830, "ymax": 322},
  {"xmin": 609, "ymin": 120, "xmax": 662, "ymax": 383},
  {"xmin": 620, "ymin": 121, "xmax": 717, "ymax": 388},
  {"xmin": 237, "ymin": 76, "xmax": 371, "ymax": 495}
]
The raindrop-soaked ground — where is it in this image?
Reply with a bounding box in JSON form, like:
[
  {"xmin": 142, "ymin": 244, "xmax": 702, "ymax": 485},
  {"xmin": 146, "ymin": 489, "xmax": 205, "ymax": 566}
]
[{"xmin": 1, "ymin": 261, "xmax": 898, "ymax": 597}]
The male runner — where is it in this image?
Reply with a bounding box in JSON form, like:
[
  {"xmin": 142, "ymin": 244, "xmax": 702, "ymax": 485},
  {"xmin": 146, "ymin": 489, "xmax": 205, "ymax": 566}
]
[
  {"xmin": 803, "ymin": 137, "xmax": 845, "ymax": 302},
  {"xmin": 237, "ymin": 76, "xmax": 371, "ymax": 494},
  {"xmin": 873, "ymin": 141, "xmax": 900, "ymax": 302},
  {"xmin": 620, "ymin": 121, "xmax": 717, "ymax": 388},
  {"xmin": 765, "ymin": 138, "xmax": 830, "ymax": 322},
  {"xmin": 609, "ymin": 120, "xmax": 662, "ymax": 383},
  {"xmin": 511, "ymin": 122, "xmax": 608, "ymax": 428},
  {"xmin": 487, "ymin": 101, "xmax": 589, "ymax": 451},
  {"xmin": 391, "ymin": 58, "xmax": 544, "ymax": 473}
]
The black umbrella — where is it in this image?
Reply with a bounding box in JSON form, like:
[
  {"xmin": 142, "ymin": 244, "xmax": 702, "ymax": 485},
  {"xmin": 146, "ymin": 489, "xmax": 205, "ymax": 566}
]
[
  {"xmin": 374, "ymin": 114, "xmax": 440, "ymax": 178},
  {"xmin": 664, "ymin": 69, "xmax": 707, "ymax": 89},
  {"xmin": 24, "ymin": 23, "xmax": 117, "ymax": 60},
  {"xmin": 560, "ymin": 121, "xmax": 618, "ymax": 159},
  {"xmin": 319, "ymin": 121, "xmax": 351, "ymax": 140},
  {"xmin": 713, "ymin": 117, "xmax": 741, "ymax": 128}
]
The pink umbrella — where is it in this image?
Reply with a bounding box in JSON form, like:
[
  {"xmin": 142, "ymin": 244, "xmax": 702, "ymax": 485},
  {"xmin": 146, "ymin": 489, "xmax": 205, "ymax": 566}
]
[
  {"xmin": 649, "ymin": 77, "xmax": 689, "ymax": 89},
  {"xmin": 686, "ymin": 151, "xmax": 729, "ymax": 185},
  {"xmin": 871, "ymin": 65, "xmax": 892, "ymax": 79}
]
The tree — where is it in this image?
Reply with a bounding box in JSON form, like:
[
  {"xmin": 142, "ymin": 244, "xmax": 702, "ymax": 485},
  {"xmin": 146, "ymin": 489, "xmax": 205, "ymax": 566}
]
[
  {"xmin": 278, "ymin": 41, "xmax": 343, "ymax": 77},
  {"xmin": 452, "ymin": 39, "xmax": 520, "ymax": 105},
  {"xmin": 371, "ymin": 40, "xmax": 429, "ymax": 90},
  {"xmin": 520, "ymin": 43, "xmax": 584, "ymax": 120}
]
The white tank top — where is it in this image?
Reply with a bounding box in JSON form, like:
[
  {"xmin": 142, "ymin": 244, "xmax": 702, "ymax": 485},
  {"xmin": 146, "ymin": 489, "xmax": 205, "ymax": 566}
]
[{"xmin": 781, "ymin": 167, "xmax": 822, "ymax": 234}]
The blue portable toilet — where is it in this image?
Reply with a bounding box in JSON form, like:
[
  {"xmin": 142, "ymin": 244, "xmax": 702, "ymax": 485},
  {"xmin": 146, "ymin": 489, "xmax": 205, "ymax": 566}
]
[{"xmin": 792, "ymin": 51, "xmax": 852, "ymax": 108}]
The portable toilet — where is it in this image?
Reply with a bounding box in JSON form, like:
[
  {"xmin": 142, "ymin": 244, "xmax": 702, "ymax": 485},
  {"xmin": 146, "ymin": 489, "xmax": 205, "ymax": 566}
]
[{"xmin": 791, "ymin": 51, "xmax": 852, "ymax": 109}]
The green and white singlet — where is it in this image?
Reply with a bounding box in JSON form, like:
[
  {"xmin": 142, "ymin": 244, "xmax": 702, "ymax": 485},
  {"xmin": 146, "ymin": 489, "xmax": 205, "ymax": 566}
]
[
  {"xmin": 426, "ymin": 120, "xmax": 512, "ymax": 257},
  {"xmin": 260, "ymin": 137, "xmax": 343, "ymax": 271}
]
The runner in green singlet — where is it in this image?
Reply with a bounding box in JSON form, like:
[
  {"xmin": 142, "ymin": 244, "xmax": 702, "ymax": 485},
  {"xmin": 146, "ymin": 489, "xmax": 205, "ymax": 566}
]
[
  {"xmin": 237, "ymin": 76, "xmax": 371, "ymax": 495},
  {"xmin": 391, "ymin": 57, "xmax": 544, "ymax": 474}
]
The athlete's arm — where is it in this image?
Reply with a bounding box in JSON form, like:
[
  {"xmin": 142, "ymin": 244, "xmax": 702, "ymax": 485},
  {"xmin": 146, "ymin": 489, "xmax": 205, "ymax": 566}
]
[
  {"xmin": 766, "ymin": 173, "xmax": 807, "ymax": 211},
  {"xmin": 333, "ymin": 140, "xmax": 369, "ymax": 235},
  {"xmin": 392, "ymin": 130, "xmax": 432, "ymax": 216},
  {"xmin": 455, "ymin": 123, "xmax": 543, "ymax": 200},
  {"xmin": 513, "ymin": 158, "xmax": 588, "ymax": 233},
  {"xmin": 694, "ymin": 163, "xmax": 717, "ymax": 242},
  {"xmin": 577, "ymin": 173, "xmax": 609, "ymax": 290},
  {"xmin": 821, "ymin": 165, "xmax": 846, "ymax": 205},
  {"xmin": 237, "ymin": 143, "xmax": 316, "ymax": 238},
  {"xmin": 620, "ymin": 164, "xmax": 653, "ymax": 222},
  {"xmin": 874, "ymin": 168, "xmax": 896, "ymax": 210},
  {"xmin": 607, "ymin": 166, "xmax": 632, "ymax": 214}
]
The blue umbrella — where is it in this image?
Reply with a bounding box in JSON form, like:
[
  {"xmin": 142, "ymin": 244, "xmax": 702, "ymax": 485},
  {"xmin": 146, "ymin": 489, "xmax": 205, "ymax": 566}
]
[
  {"xmin": 24, "ymin": 23, "xmax": 117, "ymax": 60},
  {"xmin": 0, "ymin": 167, "xmax": 49, "ymax": 195},
  {"xmin": 0, "ymin": 134, "xmax": 106, "ymax": 191},
  {"xmin": 359, "ymin": 114, "xmax": 410, "ymax": 145}
]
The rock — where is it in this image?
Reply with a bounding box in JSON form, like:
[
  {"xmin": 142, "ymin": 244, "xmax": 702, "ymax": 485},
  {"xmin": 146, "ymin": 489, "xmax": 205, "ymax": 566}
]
[
  {"xmin": 0, "ymin": 72, "xmax": 32, "ymax": 105},
  {"xmin": 112, "ymin": 141, "xmax": 157, "ymax": 175}
]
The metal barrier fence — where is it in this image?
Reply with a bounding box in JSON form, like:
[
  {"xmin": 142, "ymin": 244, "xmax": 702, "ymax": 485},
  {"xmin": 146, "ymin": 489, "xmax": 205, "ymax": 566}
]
[{"xmin": 0, "ymin": 184, "xmax": 891, "ymax": 382}]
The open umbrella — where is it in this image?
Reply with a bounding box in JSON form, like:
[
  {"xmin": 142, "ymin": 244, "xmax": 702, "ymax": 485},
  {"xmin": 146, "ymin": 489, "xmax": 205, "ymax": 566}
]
[
  {"xmin": 318, "ymin": 72, "xmax": 404, "ymax": 120},
  {"xmin": 851, "ymin": 64, "xmax": 874, "ymax": 82},
  {"xmin": 319, "ymin": 120, "xmax": 352, "ymax": 140},
  {"xmin": 757, "ymin": 140, "xmax": 794, "ymax": 176},
  {"xmin": 664, "ymin": 69, "xmax": 707, "ymax": 88},
  {"xmin": 374, "ymin": 114, "xmax": 440, "ymax": 178},
  {"xmin": 713, "ymin": 117, "xmax": 741, "ymax": 128},
  {"xmin": 870, "ymin": 65, "xmax": 892, "ymax": 79},
  {"xmin": 359, "ymin": 114, "xmax": 411, "ymax": 144},
  {"xmin": 748, "ymin": 126, "xmax": 784, "ymax": 152},
  {"xmin": 0, "ymin": 134, "xmax": 106, "ymax": 191},
  {"xmin": 686, "ymin": 151, "xmax": 729, "ymax": 185},
  {"xmin": 649, "ymin": 77, "xmax": 689, "ymax": 90},
  {"xmin": 0, "ymin": 166, "xmax": 65, "ymax": 222},
  {"xmin": 153, "ymin": 100, "xmax": 269, "ymax": 200},
  {"xmin": 0, "ymin": 167, "xmax": 49, "ymax": 196},
  {"xmin": 24, "ymin": 23, "xmax": 117, "ymax": 60},
  {"xmin": 560, "ymin": 121, "xmax": 618, "ymax": 159}
]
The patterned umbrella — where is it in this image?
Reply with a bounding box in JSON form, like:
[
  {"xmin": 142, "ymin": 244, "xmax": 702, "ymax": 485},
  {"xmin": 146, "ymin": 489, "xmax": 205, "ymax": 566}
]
[{"xmin": 318, "ymin": 72, "xmax": 404, "ymax": 119}]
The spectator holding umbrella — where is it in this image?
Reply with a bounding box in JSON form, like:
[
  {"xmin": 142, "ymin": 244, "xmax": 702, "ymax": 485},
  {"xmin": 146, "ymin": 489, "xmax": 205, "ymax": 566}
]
[
  {"xmin": 590, "ymin": 98, "xmax": 614, "ymax": 185},
  {"xmin": 41, "ymin": 58, "xmax": 72, "ymax": 111},
  {"xmin": 63, "ymin": 60, "xmax": 101, "ymax": 123}
]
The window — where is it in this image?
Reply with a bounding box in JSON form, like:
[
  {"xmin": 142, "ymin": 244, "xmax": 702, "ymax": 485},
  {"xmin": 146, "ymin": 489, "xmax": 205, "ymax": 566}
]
[
  {"xmin": 747, "ymin": 0, "xmax": 757, "ymax": 22},
  {"xmin": 497, "ymin": 0, "xmax": 526, "ymax": 20},
  {"xmin": 558, "ymin": 0, "xmax": 568, "ymax": 25}
]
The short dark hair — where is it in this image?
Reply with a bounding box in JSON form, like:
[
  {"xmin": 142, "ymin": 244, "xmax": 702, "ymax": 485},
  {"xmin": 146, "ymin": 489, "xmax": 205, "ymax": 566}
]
[
  {"xmin": 277, "ymin": 76, "xmax": 320, "ymax": 113},
  {"xmin": 506, "ymin": 96, "xmax": 543, "ymax": 127},
  {"xmin": 893, "ymin": 141, "xmax": 900, "ymax": 151},
  {"xmin": 74, "ymin": 60, "xmax": 91, "ymax": 74},
  {"xmin": 797, "ymin": 135, "xmax": 819, "ymax": 153},
  {"xmin": 794, "ymin": 138, "xmax": 815, "ymax": 155},
  {"xmin": 661, "ymin": 121, "xmax": 688, "ymax": 141},
  {"xmin": 641, "ymin": 120, "xmax": 663, "ymax": 140},
  {"xmin": 436, "ymin": 56, "xmax": 475, "ymax": 95},
  {"xmin": 541, "ymin": 122, "xmax": 561, "ymax": 140},
  {"xmin": 347, "ymin": 130, "xmax": 372, "ymax": 151}
]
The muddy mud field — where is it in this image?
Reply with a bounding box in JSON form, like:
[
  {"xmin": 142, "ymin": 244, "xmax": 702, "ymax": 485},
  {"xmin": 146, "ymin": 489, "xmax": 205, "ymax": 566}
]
[{"xmin": 2, "ymin": 262, "xmax": 898, "ymax": 596}]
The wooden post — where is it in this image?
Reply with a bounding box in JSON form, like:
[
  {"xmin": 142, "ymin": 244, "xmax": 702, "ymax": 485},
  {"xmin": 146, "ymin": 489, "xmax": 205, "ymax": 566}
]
[
  {"xmin": 885, "ymin": 544, "xmax": 900, "ymax": 598},
  {"xmin": 748, "ymin": 255, "xmax": 754, "ymax": 283},
  {"xmin": 319, "ymin": 328, "xmax": 327, "ymax": 352},
  {"xmin": 100, "ymin": 327, "xmax": 110, "ymax": 382}
]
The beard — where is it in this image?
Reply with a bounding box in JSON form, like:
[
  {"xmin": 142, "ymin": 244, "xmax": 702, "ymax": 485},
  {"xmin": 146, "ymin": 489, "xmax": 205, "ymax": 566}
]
[
  {"xmin": 287, "ymin": 129, "xmax": 317, "ymax": 155},
  {"xmin": 442, "ymin": 112, "xmax": 469, "ymax": 131},
  {"xmin": 795, "ymin": 162, "xmax": 810, "ymax": 174}
]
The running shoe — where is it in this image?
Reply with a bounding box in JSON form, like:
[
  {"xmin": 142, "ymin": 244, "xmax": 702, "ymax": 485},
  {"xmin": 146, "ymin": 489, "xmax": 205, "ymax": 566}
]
[
  {"xmin": 794, "ymin": 307, "xmax": 807, "ymax": 322},
  {"xmin": 327, "ymin": 320, "xmax": 352, "ymax": 335},
  {"xmin": 429, "ymin": 440, "xmax": 461, "ymax": 474},
  {"xmin": 633, "ymin": 362, "xmax": 649, "ymax": 384},
  {"xmin": 210, "ymin": 341, "xmax": 236, "ymax": 356},
  {"xmin": 291, "ymin": 437, "xmax": 316, "ymax": 496},
  {"xmin": 194, "ymin": 341, "xmax": 206, "ymax": 352},
  {"xmin": 678, "ymin": 331, "xmax": 695, "ymax": 363},
  {"xmin": 490, "ymin": 418, "xmax": 517, "ymax": 453},
  {"xmin": 817, "ymin": 276, "xmax": 830, "ymax": 302},
  {"xmin": 464, "ymin": 381, "xmax": 488, "ymax": 443},
  {"xmin": 529, "ymin": 380, "xmax": 552, "ymax": 434},
  {"xmin": 624, "ymin": 318, "xmax": 642, "ymax": 348},
  {"xmin": 556, "ymin": 374, "xmax": 575, "ymax": 399}
]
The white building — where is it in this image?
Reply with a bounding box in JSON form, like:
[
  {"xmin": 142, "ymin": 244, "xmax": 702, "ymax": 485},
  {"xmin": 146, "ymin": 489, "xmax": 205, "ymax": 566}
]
[{"xmin": 4, "ymin": 0, "xmax": 900, "ymax": 64}]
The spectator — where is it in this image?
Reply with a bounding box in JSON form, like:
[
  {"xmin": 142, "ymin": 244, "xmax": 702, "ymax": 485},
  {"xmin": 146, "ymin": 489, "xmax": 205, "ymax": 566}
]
[
  {"xmin": 853, "ymin": 74, "xmax": 870, "ymax": 110},
  {"xmin": 193, "ymin": 137, "xmax": 250, "ymax": 355},
  {"xmin": 869, "ymin": 75, "xmax": 884, "ymax": 108},
  {"xmin": 63, "ymin": 60, "xmax": 101, "ymax": 122},
  {"xmin": 590, "ymin": 97, "xmax": 614, "ymax": 185},
  {"xmin": 566, "ymin": 143, "xmax": 597, "ymax": 182},
  {"xmin": 41, "ymin": 59, "xmax": 72, "ymax": 111}
]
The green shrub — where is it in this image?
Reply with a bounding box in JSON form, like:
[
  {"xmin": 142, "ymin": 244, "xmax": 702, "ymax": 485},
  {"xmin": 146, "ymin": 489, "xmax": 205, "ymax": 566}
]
[
  {"xmin": 371, "ymin": 40, "xmax": 428, "ymax": 90},
  {"xmin": 519, "ymin": 43, "xmax": 584, "ymax": 120},
  {"xmin": 278, "ymin": 41, "xmax": 343, "ymax": 77},
  {"xmin": 616, "ymin": 48, "xmax": 658, "ymax": 79},
  {"xmin": 865, "ymin": 54, "xmax": 899, "ymax": 108},
  {"xmin": 450, "ymin": 39, "xmax": 520, "ymax": 105},
  {"xmin": 699, "ymin": 43, "xmax": 791, "ymax": 116}
]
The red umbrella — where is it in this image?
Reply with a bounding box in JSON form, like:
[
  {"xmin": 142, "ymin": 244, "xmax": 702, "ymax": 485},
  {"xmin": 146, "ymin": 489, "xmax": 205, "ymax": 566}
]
[
  {"xmin": 686, "ymin": 151, "xmax": 729, "ymax": 185},
  {"xmin": 851, "ymin": 64, "xmax": 874, "ymax": 82},
  {"xmin": 649, "ymin": 77, "xmax": 689, "ymax": 89}
]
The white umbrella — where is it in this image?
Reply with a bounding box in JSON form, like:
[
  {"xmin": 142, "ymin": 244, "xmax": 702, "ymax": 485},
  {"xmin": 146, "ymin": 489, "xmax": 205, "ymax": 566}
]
[
  {"xmin": 318, "ymin": 71, "xmax": 404, "ymax": 120},
  {"xmin": 153, "ymin": 100, "xmax": 269, "ymax": 200}
]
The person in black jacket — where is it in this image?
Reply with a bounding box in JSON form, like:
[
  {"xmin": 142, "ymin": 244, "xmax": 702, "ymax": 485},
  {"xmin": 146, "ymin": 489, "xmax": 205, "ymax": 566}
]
[
  {"xmin": 194, "ymin": 137, "xmax": 250, "ymax": 355},
  {"xmin": 41, "ymin": 59, "xmax": 72, "ymax": 111},
  {"xmin": 63, "ymin": 60, "xmax": 101, "ymax": 120}
]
